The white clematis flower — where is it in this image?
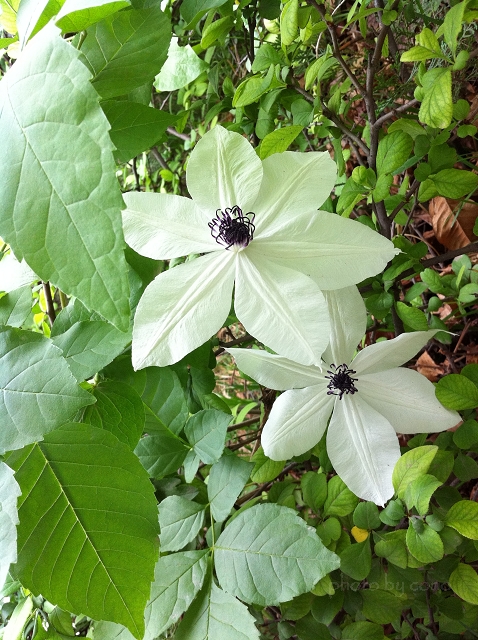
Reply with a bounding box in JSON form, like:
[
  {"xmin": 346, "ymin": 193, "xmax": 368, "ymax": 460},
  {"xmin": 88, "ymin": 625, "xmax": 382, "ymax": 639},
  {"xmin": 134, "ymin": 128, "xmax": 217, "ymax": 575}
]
[
  {"xmin": 228, "ymin": 286, "xmax": 460, "ymax": 506},
  {"xmin": 122, "ymin": 125, "xmax": 397, "ymax": 369}
]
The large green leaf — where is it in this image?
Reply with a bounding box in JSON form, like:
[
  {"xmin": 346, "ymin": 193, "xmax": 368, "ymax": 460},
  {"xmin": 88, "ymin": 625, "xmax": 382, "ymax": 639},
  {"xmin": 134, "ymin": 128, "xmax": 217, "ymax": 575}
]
[
  {"xmin": 214, "ymin": 503, "xmax": 340, "ymax": 606},
  {"xmin": 101, "ymin": 100, "xmax": 177, "ymax": 163},
  {"xmin": 392, "ymin": 445, "xmax": 438, "ymax": 499},
  {"xmin": 6, "ymin": 424, "xmax": 159, "ymax": 638},
  {"xmin": 51, "ymin": 321, "xmax": 130, "ymax": 381},
  {"xmin": 175, "ymin": 571, "xmax": 260, "ymax": 640},
  {"xmin": 0, "ymin": 462, "xmax": 21, "ymax": 590},
  {"xmin": 82, "ymin": 380, "xmax": 144, "ymax": 449},
  {"xmin": 0, "ymin": 26, "xmax": 130, "ymax": 331},
  {"xmin": 80, "ymin": 5, "xmax": 171, "ymax": 99},
  {"xmin": 0, "ymin": 327, "xmax": 94, "ymax": 454},
  {"xmin": 0, "ymin": 287, "xmax": 32, "ymax": 328},
  {"xmin": 376, "ymin": 131, "xmax": 413, "ymax": 175},
  {"xmin": 449, "ymin": 563, "xmax": 478, "ymax": 605},
  {"xmin": 56, "ymin": 0, "xmax": 130, "ymax": 33}
]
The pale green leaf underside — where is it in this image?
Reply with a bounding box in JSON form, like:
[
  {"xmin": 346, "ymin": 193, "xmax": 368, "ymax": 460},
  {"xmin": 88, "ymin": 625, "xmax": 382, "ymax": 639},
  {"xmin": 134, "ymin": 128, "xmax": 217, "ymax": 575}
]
[
  {"xmin": 0, "ymin": 26, "xmax": 130, "ymax": 330},
  {"xmin": 214, "ymin": 503, "xmax": 340, "ymax": 606},
  {"xmin": 0, "ymin": 461, "xmax": 21, "ymax": 590},
  {"xmin": 159, "ymin": 495, "xmax": 206, "ymax": 552},
  {"xmin": 6, "ymin": 424, "xmax": 159, "ymax": 638},
  {"xmin": 0, "ymin": 326, "xmax": 94, "ymax": 454}
]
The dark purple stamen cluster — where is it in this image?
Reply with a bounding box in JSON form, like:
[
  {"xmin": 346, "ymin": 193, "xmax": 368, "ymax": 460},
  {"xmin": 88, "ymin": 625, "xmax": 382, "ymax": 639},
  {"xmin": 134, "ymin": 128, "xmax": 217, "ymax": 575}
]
[
  {"xmin": 209, "ymin": 205, "xmax": 255, "ymax": 250},
  {"xmin": 325, "ymin": 364, "xmax": 358, "ymax": 400}
]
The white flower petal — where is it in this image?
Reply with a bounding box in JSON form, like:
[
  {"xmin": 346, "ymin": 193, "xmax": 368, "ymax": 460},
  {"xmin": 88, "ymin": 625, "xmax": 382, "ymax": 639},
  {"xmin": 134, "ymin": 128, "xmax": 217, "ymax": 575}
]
[
  {"xmin": 226, "ymin": 348, "xmax": 325, "ymax": 391},
  {"xmin": 186, "ymin": 126, "xmax": 263, "ymax": 213},
  {"xmin": 122, "ymin": 191, "xmax": 217, "ymax": 259},
  {"xmin": 262, "ymin": 384, "xmax": 333, "ymax": 460},
  {"xmin": 352, "ymin": 330, "xmax": 438, "ymax": 375},
  {"xmin": 327, "ymin": 394, "xmax": 399, "ymax": 506},
  {"xmin": 132, "ymin": 251, "xmax": 235, "ymax": 368},
  {"xmin": 322, "ymin": 287, "xmax": 367, "ymax": 366},
  {"xmin": 357, "ymin": 368, "xmax": 461, "ymax": 434},
  {"xmin": 255, "ymin": 211, "xmax": 398, "ymax": 289},
  {"xmin": 235, "ymin": 251, "xmax": 330, "ymax": 366},
  {"xmin": 252, "ymin": 151, "xmax": 336, "ymax": 235}
]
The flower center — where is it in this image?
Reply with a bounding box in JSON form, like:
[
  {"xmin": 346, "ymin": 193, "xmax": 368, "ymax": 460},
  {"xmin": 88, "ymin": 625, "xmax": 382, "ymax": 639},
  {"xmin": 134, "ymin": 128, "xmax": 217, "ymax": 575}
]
[
  {"xmin": 209, "ymin": 205, "xmax": 255, "ymax": 250},
  {"xmin": 325, "ymin": 364, "xmax": 358, "ymax": 400}
]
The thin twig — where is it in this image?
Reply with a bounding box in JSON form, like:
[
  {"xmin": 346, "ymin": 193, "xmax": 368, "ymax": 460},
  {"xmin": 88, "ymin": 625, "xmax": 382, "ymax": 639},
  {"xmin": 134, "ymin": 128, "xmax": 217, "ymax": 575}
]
[
  {"xmin": 227, "ymin": 417, "xmax": 260, "ymax": 432},
  {"xmin": 151, "ymin": 146, "xmax": 172, "ymax": 172},
  {"xmin": 215, "ymin": 333, "xmax": 255, "ymax": 357},
  {"xmin": 167, "ymin": 127, "xmax": 190, "ymax": 141},
  {"xmin": 306, "ymin": 0, "xmax": 367, "ymax": 99},
  {"xmin": 42, "ymin": 282, "xmax": 56, "ymax": 327},
  {"xmin": 373, "ymin": 99, "xmax": 419, "ymax": 129},
  {"xmin": 390, "ymin": 180, "xmax": 420, "ymax": 221},
  {"xmin": 421, "ymin": 242, "xmax": 478, "ymax": 267}
]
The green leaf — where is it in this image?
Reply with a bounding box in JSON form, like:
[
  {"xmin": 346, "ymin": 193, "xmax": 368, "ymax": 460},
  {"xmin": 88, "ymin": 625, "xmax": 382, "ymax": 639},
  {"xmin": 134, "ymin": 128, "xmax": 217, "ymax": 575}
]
[
  {"xmin": 207, "ymin": 454, "xmax": 253, "ymax": 523},
  {"xmin": 436, "ymin": 374, "xmax": 478, "ymax": 410},
  {"xmin": 51, "ymin": 321, "xmax": 130, "ymax": 382},
  {"xmin": 252, "ymin": 42, "xmax": 282, "ymax": 73},
  {"xmin": 82, "ymin": 380, "xmax": 144, "ymax": 449},
  {"xmin": 304, "ymin": 55, "xmax": 338, "ymax": 91},
  {"xmin": 135, "ymin": 427, "xmax": 189, "ymax": 479},
  {"xmin": 419, "ymin": 68, "xmax": 453, "ymax": 129},
  {"xmin": 154, "ymin": 38, "xmax": 208, "ymax": 92},
  {"xmin": 200, "ymin": 15, "xmax": 234, "ymax": 49},
  {"xmin": 233, "ymin": 67, "xmax": 279, "ymax": 108},
  {"xmin": 258, "ymin": 125, "xmax": 303, "ymax": 160},
  {"xmin": 180, "ymin": 0, "xmax": 229, "ymax": 26},
  {"xmin": 214, "ymin": 503, "xmax": 340, "ymax": 605},
  {"xmin": 0, "ymin": 286, "xmax": 32, "ymax": 328},
  {"xmin": 280, "ymin": 0, "xmax": 298, "ymax": 46},
  {"xmin": 0, "ymin": 0, "xmax": 20, "ymax": 33},
  {"xmin": 336, "ymin": 178, "xmax": 366, "ymax": 216},
  {"xmin": 323, "ymin": 475, "xmax": 360, "ymax": 517},
  {"xmin": 251, "ymin": 447, "xmax": 286, "ymax": 483},
  {"xmin": 159, "ymin": 495, "xmax": 205, "ymax": 552},
  {"xmin": 374, "ymin": 530, "xmax": 408, "ymax": 568},
  {"xmin": 395, "ymin": 302, "xmax": 428, "ymax": 330},
  {"xmin": 389, "ymin": 118, "xmax": 425, "ymax": 139},
  {"xmin": 106, "ymin": 358, "xmax": 189, "ymax": 434},
  {"xmin": 0, "ymin": 27, "xmax": 131, "ymax": 330},
  {"xmin": 454, "ymin": 451, "xmax": 478, "ymax": 482},
  {"xmin": 443, "ymin": 0, "xmax": 465, "ymax": 56},
  {"xmin": 301, "ymin": 471, "xmax": 327, "ymax": 512},
  {"xmin": 0, "ymin": 327, "xmax": 94, "ymax": 454},
  {"xmin": 400, "ymin": 45, "xmax": 440, "ymax": 62},
  {"xmin": 142, "ymin": 551, "xmax": 209, "ymax": 639},
  {"xmin": 361, "ymin": 589, "xmax": 404, "ymax": 624},
  {"xmin": 376, "ymin": 131, "xmax": 413, "ymax": 175},
  {"xmin": 339, "ymin": 539, "xmax": 371, "ymax": 580},
  {"xmin": 416, "ymin": 27, "xmax": 444, "ymax": 56},
  {"xmin": 56, "ymin": 0, "xmax": 130, "ymax": 33},
  {"xmin": 353, "ymin": 502, "xmax": 381, "ymax": 530},
  {"xmin": 0, "ymin": 462, "xmax": 21, "ymax": 590},
  {"xmin": 80, "ymin": 5, "xmax": 170, "ymax": 99},
  {"xmin": 6, "ymin": 424, "xmax": 159, "ymax": 638},
  {"xmin": 406, "ymin": 520, "xmax": 444, "ymax": 564},
  {"xmin": 430, "ymin": 168, "xmax": 478, "ymax": 199},
  {"xmin": 392, "ymin": 445, "xmax": 438, "ymax": 500},
  {"xmin": 453, "ymin": 419, "xmax": 478, "ymax": 449},
  {"xmin": 4, "ymin": 597, "xmax": 34, "ymax": 640},
  {"xmin": 341, "ymin": 621, "xmax": 385, "ymax": 640},
  {"xmin": 421, "ymin": 267, "xmax": 445, "ymax": 293},
  {"xmin": 445, "ymin": 500, "xmax": 478, "ymax": 540},
  {"xmin": 449, "ymin": 563, "xmax": 478, "ymax": 605},
  {"xmin": 184, "ymin": 409, "xmax": 231, "ymax": 465},
  {"xmin": 175, "ymin": 570, "xmax": 260, "ymax": 640},
  {"xmin": 404, "ymin": 474, "xmax": 442, "ymax": 515},
  {"xmin": 16, "ymin": 0, "xmax": 63, "ymax": 47},
  {"xmin": 101, "ymin": 100, "xmax": 177, "ymax": 163}
]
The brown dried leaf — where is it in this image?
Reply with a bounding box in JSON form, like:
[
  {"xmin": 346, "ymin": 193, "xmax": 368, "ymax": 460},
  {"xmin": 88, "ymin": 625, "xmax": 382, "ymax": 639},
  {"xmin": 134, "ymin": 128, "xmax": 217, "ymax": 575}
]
[
  {"xmin": 416, "ymin": 351, "xmax": 444, "ymax": 382},
  {"xmin": 429, "ymin": 196, "xmax": 476, "ymax": 250}
]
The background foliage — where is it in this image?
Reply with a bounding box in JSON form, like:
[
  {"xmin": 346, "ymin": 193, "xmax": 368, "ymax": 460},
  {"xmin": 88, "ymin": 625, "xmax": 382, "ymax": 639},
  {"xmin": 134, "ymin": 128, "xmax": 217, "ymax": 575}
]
[{"xmin": 1, "ymin": 0, "xmax": 478, "ymax": 639}]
